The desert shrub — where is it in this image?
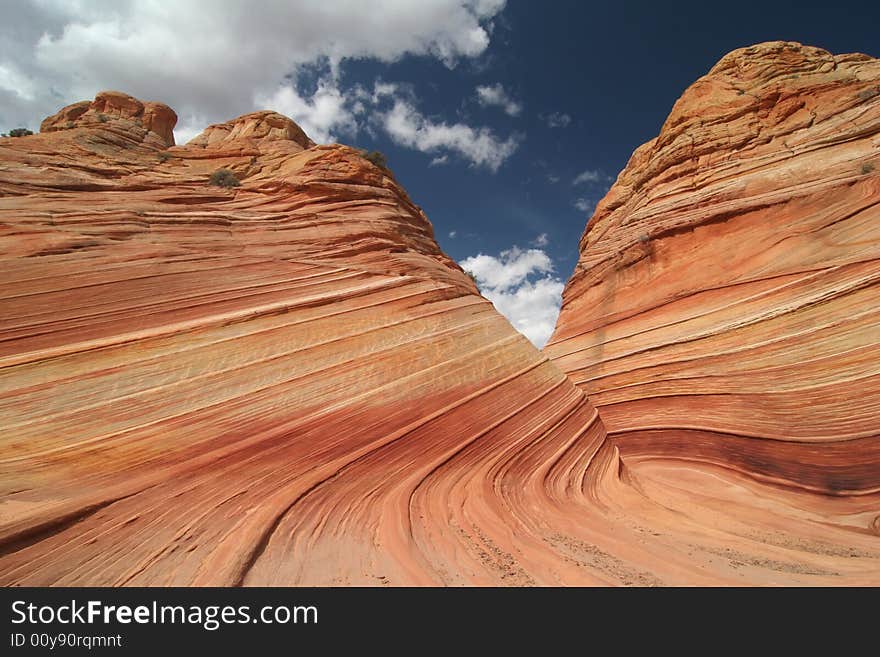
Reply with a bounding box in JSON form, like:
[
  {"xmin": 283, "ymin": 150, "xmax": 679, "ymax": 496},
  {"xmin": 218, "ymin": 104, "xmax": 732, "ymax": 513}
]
[
  {"xmin": 209, "ymin": 168, "xmax": 240, "ymax": 188},
  {"xmin": 4, "ymin": 127, "xmax": 33, "ymax": 138},
  {"xmin": 359, "ymin": 149, "xmax": 388, "ymax": 169},
  {"xmin": 157, "ymin": 152, "xmax": 171, "ymax": 162},
  {"xmin": 862, "ymin": 162, "xmax": 876, "ymax": 175},
  {"xmin": 465, "ymin": 270, "xmax": 478, "ymax": 285},
  {"xmin": 96, "ymin": 113, "xmax": 108, "ymax": 123}
]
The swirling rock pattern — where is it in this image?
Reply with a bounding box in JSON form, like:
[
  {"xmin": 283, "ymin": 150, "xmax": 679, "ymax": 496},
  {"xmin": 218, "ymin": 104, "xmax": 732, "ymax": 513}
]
[
  {"xmin": 546, "ymin": 42, "xmax": 880, "ymax": 580},
  {"xmin": 0, "ymin": 91, "xmax": 613, "ymax": 585},
  {"xmin": 2, "ymin": 41, "xmax": 879, "ymax": 586}
]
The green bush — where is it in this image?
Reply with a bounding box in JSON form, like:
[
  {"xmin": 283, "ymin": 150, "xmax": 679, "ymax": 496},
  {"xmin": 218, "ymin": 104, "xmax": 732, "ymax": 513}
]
[
  {"xmin": 3, "ymin": 127, "xmax": 33, "ymax": 138},
  {"xmin": 96, "ymin": 113, "xmax": 108, "ymax": 123},
  {"xmin": 157, "ymin": 152, "xmax": 171, "ymax": 162},
  {"xmin": 209, "ymin": 168, "xmax": 240, "ymax": 188},
  {"xmin": 861, "ymin": 162, "xmax": 875, "ymax": 175},
  {"xmin": 359, "ymin": 149, "xmax": 388, "ymax": 169}
]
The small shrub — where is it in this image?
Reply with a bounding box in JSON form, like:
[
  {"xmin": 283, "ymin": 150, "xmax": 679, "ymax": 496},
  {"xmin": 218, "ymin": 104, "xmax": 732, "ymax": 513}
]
[
  {"xmin": 157, "ymin": 152, "xmax": 171, "ymax": 162},
  {"xmin": 209, "ymin": 168, "xmax": 240, "ymax": 188},
  {"xmin": 96, "ymin": 113, "xmax": 108, "ymax": 123},
  {"xmin": 5, "ymin": 127, "xmax": 33, "ymax": 138},
  {"xmin": 638, "ymin": 233, "xmax": 650, "ymax": 244},
  {"xmin": 359, "ymin": 149, "xmax": 388, "ymax": 169},
  {"xmin": 464, "ymin": 270, "xmax": 478, "ymax": 285},
  {"xmin": 862, "ymin": 162, "xmax": 876, "ymax": 175},
  {"xmin": 856, "ymin": 86, "xmax": 880, "ymax": 102}
]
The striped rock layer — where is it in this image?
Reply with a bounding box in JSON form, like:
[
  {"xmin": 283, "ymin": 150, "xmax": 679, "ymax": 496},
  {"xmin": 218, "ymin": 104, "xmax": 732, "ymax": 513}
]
[
  {"xmin": 0, "ymin": 91, "xmax": 613, "ymax": 586},
  {"xmin": 1, "ymin": 40, "xmax": 879, "ymax": 585},
  {"xmin": 546, "ymin": 41, "xmax": 880, "ymax": 579}
]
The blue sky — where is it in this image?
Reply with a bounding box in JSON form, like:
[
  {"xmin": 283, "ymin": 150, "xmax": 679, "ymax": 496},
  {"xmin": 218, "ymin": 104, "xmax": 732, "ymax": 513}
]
[{"xmin": 2, "ymin": 0, "xmax": 878, "ymax": 345}]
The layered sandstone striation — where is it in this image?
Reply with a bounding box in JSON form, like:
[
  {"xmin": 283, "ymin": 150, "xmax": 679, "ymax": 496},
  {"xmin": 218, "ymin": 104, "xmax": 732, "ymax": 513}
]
[
  {"xmin": 0, "ymin": 91, "xmax": 613, "ymax": 585},
  {"xmin": 2, "ymin": 40, "xmax": 879, "ymax": 587},
  {"xmin": 546, "ymin": 42, "xmax": 880, "ymax": 576}
]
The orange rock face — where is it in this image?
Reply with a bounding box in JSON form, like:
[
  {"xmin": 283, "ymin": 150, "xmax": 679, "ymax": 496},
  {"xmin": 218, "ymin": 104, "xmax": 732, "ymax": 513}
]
[
  {"xmin": 40, "ymin": 91, "xmax": 177, "ymax": 147},
  {"xmin": 2, "ymin": 40, "xmax": 879, "ymax": 587},
  {"xmin": 546, "ymin": 42, "xmax": 880, "ymax": 579},
  {"xmin": 0, "ymin": 91, "xmax": 612, "ymax": 586}
]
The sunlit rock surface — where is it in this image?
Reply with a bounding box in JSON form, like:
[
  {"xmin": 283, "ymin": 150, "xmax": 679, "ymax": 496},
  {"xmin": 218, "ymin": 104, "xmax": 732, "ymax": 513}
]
[
  {"xmin": 0, "ymin": 91, "xmax": 609, "ymax": 585},
  {"xmin": 546, "ymin": 42, "xmax": 880, "ymax": 581},
  {"xmin": 2, "ymin": 47, "xmax": 879, "ymax": 587}
]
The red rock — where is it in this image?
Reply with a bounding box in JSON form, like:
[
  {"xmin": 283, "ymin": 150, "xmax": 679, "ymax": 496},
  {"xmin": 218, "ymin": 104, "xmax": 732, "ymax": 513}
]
[
  {"xmin": 546, "ymin": 42, "xmax": 880, "ymax": 580},
  {"xmin": 1, "ymin": 54, "xmax": 878, "ymax": 587},
  {"xmin": 0, "ymin": 91, "xmax": 609, "ymax": 586},
  {"xmin": 41, "ymin": 90, "xmax": 177, "ymax": 147},
  {"xmin": 186, "ymin": 110, "xmax": 314, "ymax": 149}
]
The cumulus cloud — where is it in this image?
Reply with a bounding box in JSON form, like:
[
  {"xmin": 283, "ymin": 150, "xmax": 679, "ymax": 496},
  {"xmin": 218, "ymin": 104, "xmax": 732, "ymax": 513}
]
[
  {"xmin": 172, "ymin": 122, "xmax": 205, "ymax": 146},
  {"xmin": 383, "ymin": 99, "xmax": 520, "ymax": 171},
  {"xmin": 460, "ymin": 246, "xmax": 563, "ymax": 347},
  {"xmin": 448, "ymin": 230, "xmax": 458, "ymax": 238},
  {"xmin": 475, "ymin": 83, "xmax": 522, "ymax": 116},
  {"xmin": 542, "ymin": 112, "xmax": 571, "ymax": 128},
  {"xmin": 430, "ymin": 154, "xmax": 450, "ymax": 166},
  {"xmin": 370, "ymin": 81, "xmax": 403, "ymax": 103},
  {"xmin": 574, "ymin": 197, "xmax": 596, "ymax": 214},
  {"xmin": 532, "ymin": 233, "xmax": 549, "ymax": 247},
  {"xmin": 0, "ymin": 0, "xmax": 506, "ymax": 136},
  {"xmin": 572, "ymin": 169, "xmax": 605, "ymax": 185},
  {"xmin": 256, "ymin": 80, "xmax": 357, "ymax": 143}
]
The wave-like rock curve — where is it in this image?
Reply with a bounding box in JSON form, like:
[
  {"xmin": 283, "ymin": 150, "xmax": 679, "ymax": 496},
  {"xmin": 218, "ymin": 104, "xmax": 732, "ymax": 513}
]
[
  {"xmin": 0, "ymin": 91, "xmax": 615, "ymax": 585},
  {"xmin": 546, "ymin": 41, "xmax": 880, "ymax": 581},
  {"xmin": 2, "ymin": 44, "xmax": 879, "ymax": 586}
]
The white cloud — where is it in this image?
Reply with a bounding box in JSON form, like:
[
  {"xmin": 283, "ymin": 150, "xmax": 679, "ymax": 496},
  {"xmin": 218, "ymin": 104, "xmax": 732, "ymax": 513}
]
[
  {"xmin": 532, "ymin": 233, "xmax": 548, "ymax": 247},
  {"xmin": 460, "ymin": 246, "xmax": 552, "ymax": 289},
  {"xmin": 383, "ymin": 99, "xmax": 520, "ymax": 171},
  {"xmin": 572, "ymin": 169, "xmax": 604, "ymax": 185},
  {"xmin": 475, "ymin": 83, "xmax": 521, "ymax": 116},
  {"xmin": 574, "ymin": 197, "xmax": 596, "ymax": 214},
  {"xmin": 430, "ymin": 154, "xmax": 450, "ymax": 166},
  {"xmin": 546, "ymin": 174, "xmax": 560, "ymax": 184},
  {"xmin": 172, "ymin": 121, "xmax": 204, "ymax": 146},
  {"xmin": 0, "ymin": 62, "xmax": 36, "ymax": 101},
  {"xmin": 542, "ymin": 112, "xmax": 571, "ymax": 128},
  {"xmin": 371, "ymin": 81, "xmax": 400, "ymax": 103},
  {"xmin": 460, "ymin": 246, "xmax": 563, "ymax": 347},
  {"xmin": 0, "ymin": 0, "xmax": 506, "ymax": 134},
  {"xmin": 449, "ymin": 230, "xmax": 457, "ymax": 238},
  {"xmin": 256, "ymin": 80, "xmax": 356, "ymax": 143}
]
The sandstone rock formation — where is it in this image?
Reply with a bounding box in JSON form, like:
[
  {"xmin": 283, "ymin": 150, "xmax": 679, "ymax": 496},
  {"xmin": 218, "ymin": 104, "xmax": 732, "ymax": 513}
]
[
  {"xmin": 1, "ymin": 41, "xmax": 879, "ymax": 586},
  {"xmin": 40, "ymin": 90, "xmax": 177, "ymax": 147},
  {"xmin": 546, "ymin": 41, "xmax": 880, "ymax": 577},
  {"xmin": 0, "ymin": 91, "xmax": 611, "ymax": 585}
]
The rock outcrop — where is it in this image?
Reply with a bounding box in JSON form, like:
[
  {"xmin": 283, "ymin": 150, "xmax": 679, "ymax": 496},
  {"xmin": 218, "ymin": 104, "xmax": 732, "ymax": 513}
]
[
  {"xmin": 2, "ymin": 39, "xmax": 879, "ymax": 587},
  {"xmin": 546, "ymin": 41, "xmax": 880, "ymax": 576},
  {"xmin": 40, "ymin": 91, "xmax": 177, "ymax": 147},
  {"xmin": 0, "ymin": 91, "xmax": 611, "ymax": 586}
]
